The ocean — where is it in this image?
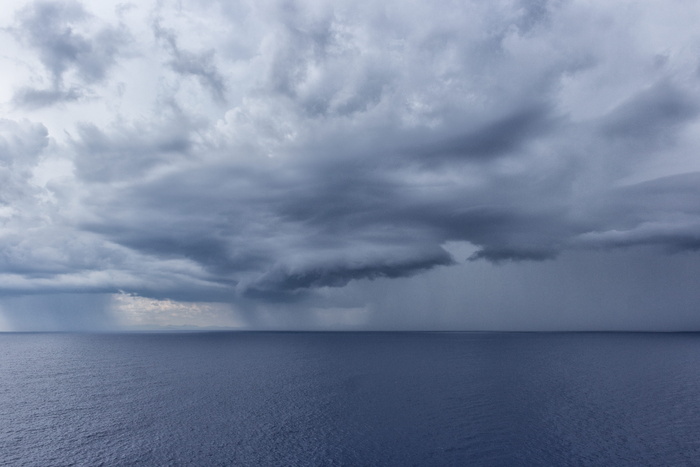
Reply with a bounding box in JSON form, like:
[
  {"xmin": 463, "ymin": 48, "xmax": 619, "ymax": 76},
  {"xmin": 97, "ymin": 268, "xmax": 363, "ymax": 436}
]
[{"xmin": 1, "ymin": 331, "xmax": 699, "ymax": 466}]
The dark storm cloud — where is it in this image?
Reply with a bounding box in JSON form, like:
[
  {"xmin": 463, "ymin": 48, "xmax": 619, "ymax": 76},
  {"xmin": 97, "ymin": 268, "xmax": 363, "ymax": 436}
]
[
  {"xmin": 576, "ymin": 172, "xmax": 700, "ymax": 252},
  {"xmin": 2, "ymin": 0, "xmax": 700, "ymax": 314},
  {"xmin": 68, "ymin": 114, "xmax": 563, "ymax": 295},
  {"xmin": 600, "ymin": 82, "xmax": 699, "ymax": 144},
  {"xmin": 406, "ymin": 104, "xmax": 557, "ymax": 163},
  {"xmin": 11, "ymin": 0, "xmax": 129, "ymax": 107},
  {"xmin": 66, "ymin": 74, "xmax": 700, "ymax": 297},
  {"xmin": 247, "ymin": 248, "xmax": 454, "ymax": 297},
  {"xmin": 72, "ymin": 142, "xmax": 461, "ymax": 295}
]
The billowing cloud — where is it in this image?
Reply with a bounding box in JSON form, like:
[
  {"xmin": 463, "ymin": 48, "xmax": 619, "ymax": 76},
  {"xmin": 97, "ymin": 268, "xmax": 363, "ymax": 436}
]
[{"xmin": 1, "ymin": 0, "xmax": 700, "ymax": 328}]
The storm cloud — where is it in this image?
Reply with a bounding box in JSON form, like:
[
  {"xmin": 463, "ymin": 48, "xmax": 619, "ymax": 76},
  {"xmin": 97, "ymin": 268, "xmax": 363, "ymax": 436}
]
[{"xmin": 1, "ymin": 0, "xmax": 700, "ymax": 329}]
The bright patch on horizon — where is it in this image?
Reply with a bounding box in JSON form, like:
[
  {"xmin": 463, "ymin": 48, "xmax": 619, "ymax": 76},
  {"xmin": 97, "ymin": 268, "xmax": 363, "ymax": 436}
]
[{"xmin": 111, "ymin": 292, "xmax": 241, "ymax": 329}]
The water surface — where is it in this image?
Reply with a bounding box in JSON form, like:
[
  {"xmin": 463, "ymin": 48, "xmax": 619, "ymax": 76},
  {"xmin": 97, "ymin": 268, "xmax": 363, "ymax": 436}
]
[{"xmin": 2, "ymin": 332, "xmax": 699, "ymax": 466}]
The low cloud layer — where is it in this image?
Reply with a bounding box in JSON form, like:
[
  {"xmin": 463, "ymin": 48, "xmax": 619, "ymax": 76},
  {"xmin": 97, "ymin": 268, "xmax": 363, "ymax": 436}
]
[{"xmin": 1, "ymin": 0, "xmax": 700, "ymax": 328}]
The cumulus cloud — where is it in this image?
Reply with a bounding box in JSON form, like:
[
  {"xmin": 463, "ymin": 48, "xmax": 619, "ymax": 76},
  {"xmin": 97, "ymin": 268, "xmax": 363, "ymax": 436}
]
[{"xmin": 1, "ymin": 0, "xmax": 700, "ymax": 328}]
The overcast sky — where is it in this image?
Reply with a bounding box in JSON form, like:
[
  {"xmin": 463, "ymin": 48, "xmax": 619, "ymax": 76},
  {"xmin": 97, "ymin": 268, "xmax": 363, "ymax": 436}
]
[{"xmin": 1, "ymin": 0, "xmax": 700, "ymax": 331}]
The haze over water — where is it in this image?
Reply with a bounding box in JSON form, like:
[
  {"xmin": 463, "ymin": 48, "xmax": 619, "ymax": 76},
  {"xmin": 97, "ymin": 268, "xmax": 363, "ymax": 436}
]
[{"xmin": 2, "ymin": 331, "xmax": 699, "ymax": 466}]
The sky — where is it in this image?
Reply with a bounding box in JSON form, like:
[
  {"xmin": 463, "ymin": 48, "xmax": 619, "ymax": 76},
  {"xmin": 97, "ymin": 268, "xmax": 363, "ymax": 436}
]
[{"xmin": 1, "ymin": 0, "xmax": 700, "ymax": 331}]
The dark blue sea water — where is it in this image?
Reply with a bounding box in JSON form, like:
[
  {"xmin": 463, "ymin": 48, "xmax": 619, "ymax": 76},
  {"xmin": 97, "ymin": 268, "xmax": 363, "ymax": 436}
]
[{"xmin": 2, "ymin": 332, "xmax": 700, "ymax": 466}]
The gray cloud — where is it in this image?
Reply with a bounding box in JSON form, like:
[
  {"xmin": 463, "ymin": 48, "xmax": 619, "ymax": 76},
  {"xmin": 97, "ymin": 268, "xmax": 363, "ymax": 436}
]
[
  {"xmin": 63, "ymin": 49, "xmax": 700, "ymax": 298},
  {"xmin": 0, "ymin": 118, "xmax": 49, "ymax": 167},
  {"xmin": 600, "ymin": 81, "xmax": 699, "ymax": 145},
  {"xmin": 576, "ymin": 172, "xmax": 700, "ymax": 252},
  {"xmin": 414, "ymin": 104, "xmax": 557, "ymax": 162},
  {"xmin": 0, "ymin": 119, "xmax": 48, "ymax": 218},
  {"xmin": 13, "ymin": 87, "xmax": 84, "ymax": 109},
  {"xmin": 1, "ymin": 0, "xmax": 700, "ymax": 329},
  {"xmin": 72, "ymin": 114, "xmax": 194, "ymax": 183},
  {"xmin": 12, "ymin": 0, "xmax": 129, "ymax": 107},
  {"xmin": 152, "ymin": 20, "xmax": 227, "ymax": 101},
  {"xmin": 248, "ymin": 246, "xmax": 454, "ymax": 295}
]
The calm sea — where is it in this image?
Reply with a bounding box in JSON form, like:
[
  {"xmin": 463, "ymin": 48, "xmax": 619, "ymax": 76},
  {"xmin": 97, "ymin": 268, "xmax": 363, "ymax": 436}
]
[{"xmin": 1, "ymin": 332, "xmax": 700, "ymax": 466}]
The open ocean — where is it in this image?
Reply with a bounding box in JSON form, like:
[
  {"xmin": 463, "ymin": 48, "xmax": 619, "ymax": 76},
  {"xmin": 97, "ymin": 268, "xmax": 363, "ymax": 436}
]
[{"xmin": 2, "ymin": 331, "xmax": 700, "ymax": 466}]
